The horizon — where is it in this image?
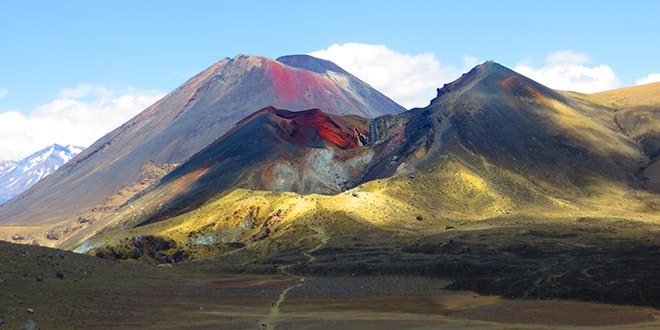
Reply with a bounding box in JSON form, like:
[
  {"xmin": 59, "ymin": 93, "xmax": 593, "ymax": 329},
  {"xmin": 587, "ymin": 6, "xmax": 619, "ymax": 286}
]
[{"xmin": 1, "ymin": 0, "xmax": 659, "ymax": 160}]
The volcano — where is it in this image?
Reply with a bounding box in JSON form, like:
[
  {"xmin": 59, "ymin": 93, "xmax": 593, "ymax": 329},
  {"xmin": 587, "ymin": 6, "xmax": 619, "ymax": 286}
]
[{"xmin": 0, "ymin": 54, "xmax": 404, "ymax": 246}]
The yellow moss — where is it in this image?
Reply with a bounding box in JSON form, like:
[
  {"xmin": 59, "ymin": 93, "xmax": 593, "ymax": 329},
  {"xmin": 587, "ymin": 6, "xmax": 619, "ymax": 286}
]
[
  {"xmin": 320, "ymin": 189, "xmax": 418, "ymax": 227},
  {"xmin": 546, "ymin": 99, "xmax": 639, "ymax": 157}
]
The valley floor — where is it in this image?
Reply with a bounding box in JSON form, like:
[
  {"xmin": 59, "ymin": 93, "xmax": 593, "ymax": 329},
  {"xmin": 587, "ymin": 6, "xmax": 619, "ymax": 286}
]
[
  {"xmin": 2, "ymin": 271, "xmax": 660, "ymax": 329},
  {"xmin": 4, "ymin": 217, "xmax": 660, "ymax": 329}
]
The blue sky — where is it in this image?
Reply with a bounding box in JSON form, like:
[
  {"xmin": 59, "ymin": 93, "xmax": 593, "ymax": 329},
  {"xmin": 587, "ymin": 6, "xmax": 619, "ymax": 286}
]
[{"xmin": 0, "ymin": 0, "xmax": 659, "ymax": 159}]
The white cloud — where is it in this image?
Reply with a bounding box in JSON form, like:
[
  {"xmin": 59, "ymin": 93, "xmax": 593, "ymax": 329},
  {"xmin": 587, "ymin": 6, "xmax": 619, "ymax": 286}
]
[
  {"xmin": 0, "ymin": 84, "xmax": 165, "ymax": 160},
  {"xmin": 310, "ymin": 43, "xmax": 475, "ymax": 109},
  {"xmin": 636, "ymin": 73, "xmax": 660, "ymax": 86},
  {"xmin": 513, "ymin": 50, "xmax": 621, "ymax": 93},
  {"xmin": 0, "ymin": 88, "xmax": 8, "ymax": 99},
  {"xmin": 545, "ymin": 50, "xmax": 591, "ymax": 65}
]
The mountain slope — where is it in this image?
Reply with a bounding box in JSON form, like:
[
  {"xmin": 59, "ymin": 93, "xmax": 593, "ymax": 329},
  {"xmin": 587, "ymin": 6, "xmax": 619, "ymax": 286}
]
[
  {"xmin": 0, "ymin": 54, "xmax": 405, "ymax": 247},
  {"xmin": 0, "ymin": 144, "xmax": 83, "ymax": 205},
  {"xmin": 433, "ymin": 62, "xmax": 644, "ymax": 191}
]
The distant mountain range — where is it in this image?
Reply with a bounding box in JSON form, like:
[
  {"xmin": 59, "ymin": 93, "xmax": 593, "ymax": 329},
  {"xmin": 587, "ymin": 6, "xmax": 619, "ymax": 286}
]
[{"xmin": 0, "ymin": 144, "xmax": 83, "ymax": 205}]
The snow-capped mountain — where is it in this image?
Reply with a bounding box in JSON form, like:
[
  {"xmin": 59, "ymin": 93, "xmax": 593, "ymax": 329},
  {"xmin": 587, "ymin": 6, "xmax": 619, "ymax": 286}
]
[
  {"xmin": 0, "ymin": 161, "xmax": 15, "ymax": 172},
  {"xmin": 0, "ymin": 144, "xmax": 84, "ymax": 204}
]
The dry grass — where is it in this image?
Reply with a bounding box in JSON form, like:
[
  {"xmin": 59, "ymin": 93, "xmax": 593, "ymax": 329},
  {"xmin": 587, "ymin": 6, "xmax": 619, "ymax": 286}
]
[{"xmin": 585, "ymin": 82, "xmax": 660, "ymax": 108}]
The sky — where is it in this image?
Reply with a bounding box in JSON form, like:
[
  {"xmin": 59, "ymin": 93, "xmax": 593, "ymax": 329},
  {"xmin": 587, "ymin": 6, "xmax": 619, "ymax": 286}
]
[{"xmin": 0, "ymin": 0, "xmax": 659, "ymax": 160}]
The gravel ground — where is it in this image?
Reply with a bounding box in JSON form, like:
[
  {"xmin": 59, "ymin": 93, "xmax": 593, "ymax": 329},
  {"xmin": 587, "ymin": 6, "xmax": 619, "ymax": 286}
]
[{"xmin": 289, "ymin": 276, "xmax": 451, "ymax": 297}]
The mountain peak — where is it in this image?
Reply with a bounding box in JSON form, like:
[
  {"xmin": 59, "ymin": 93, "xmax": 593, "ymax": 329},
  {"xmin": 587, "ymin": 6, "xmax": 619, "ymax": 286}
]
[
  {"xmin": 39, "ymin": 144, "xmax": 85, "ymax": 159},
  {"xmin": 474, "ymin": 60, "xmax": 505, "ymax": 70},
  {"xmin": 430, "ymin": 63, "xmax": 482, "ymax": 104},
  {"xmin": 0, "ymin": 144, "xmax": 83, "ymax": 205},
  {"xmin": 430, "ymin": 61, "xmax": 544, "ymax": 105},
  {"xmin": 0, "ymin": 161, "xmax": 15, "ymax": 172}
]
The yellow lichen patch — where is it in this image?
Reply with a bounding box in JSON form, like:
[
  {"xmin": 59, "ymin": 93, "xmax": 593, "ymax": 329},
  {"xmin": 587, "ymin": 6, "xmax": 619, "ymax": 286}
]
[
  {"xmin": 152, "ymin": 189, "xmax": 314, "ymax": 239},
  {"xmin": 76, "ymin": 189, "xmax": 324, "ymax": 259},
  {"xmin": 546, "ymin": 99, "xmax": 639, "ymax": 157},
  {"xmin": 418, "ymin": 161, "xmax": 512, "ymax": 220},
  {"xmin": 411, "ymin": 146, "xmax": 428, "ymax": 161},
  {"xmin": 571, "ymin": 182, "xmax": 660, "ymax": 221},
  {"xmin": 455, "ymin": 168, "xmax": 489, "ymax": 192},
  {"xmin": 498, "ymin": 178, "xmax": 660, "ymax": 223},
  {"xmin": 320, "ymin": 188, "xmax": 423, "ymax": 228}
]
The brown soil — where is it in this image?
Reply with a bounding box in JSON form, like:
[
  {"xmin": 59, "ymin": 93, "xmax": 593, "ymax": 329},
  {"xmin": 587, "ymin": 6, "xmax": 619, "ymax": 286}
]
[
  {"xmin": 72, "ymin": 275, "xmax": 660, "ymax": 329},
  {"xmin": 3, "ymin": 265, "xmax": 659, "ymax": 329},
  {"xmin": 277, "ymin": 277, "xmax": 660, "ymax": 329},
  {"xmin": 453, "ymin": 299, "xmax": 659, "ymax": 327},
  {"xmin": 2, "ymin": 239, "xmax": 660, "ymax": 329}
]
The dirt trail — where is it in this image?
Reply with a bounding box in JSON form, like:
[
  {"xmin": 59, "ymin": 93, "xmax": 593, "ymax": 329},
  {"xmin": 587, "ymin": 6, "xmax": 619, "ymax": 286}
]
[
  {"xmin": 259, "ymin": 221, "xmax": 329, "ymax": 329},
  {"xmin": 303, "ymin": 222, "xmax": 330, "ymax": 263}
]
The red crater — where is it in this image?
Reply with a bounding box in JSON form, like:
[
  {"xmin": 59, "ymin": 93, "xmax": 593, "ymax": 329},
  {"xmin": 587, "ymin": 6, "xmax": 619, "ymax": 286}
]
[{"xmin": 273, "ymin": 108, "xmax": 370, "ymax": 149}]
